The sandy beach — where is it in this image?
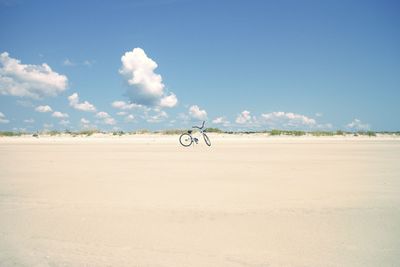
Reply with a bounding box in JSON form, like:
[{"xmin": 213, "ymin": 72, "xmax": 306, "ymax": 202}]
[{"xmin": 0, "ymin": 135, "xmax": 399, "ymax": 267}]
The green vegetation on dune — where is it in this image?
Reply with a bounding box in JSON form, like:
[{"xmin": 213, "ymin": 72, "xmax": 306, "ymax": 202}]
[
  {"xmin": 269, "ymin": 129, "xmax": 306, "ymax": 136},
  {"xmin": 112, "ymin": 131, "xmax": 125, "ymax": 136},
  {"xmin": 0, "ymin": 131, "xmax": 23, "ymax": 137},
  {"xmin": 160, "ymin": 129, "xmax": 184, "ymax": 135},
  {"xmin": 205, "ymin": 128, "xmax": 224, "ymax": 133},
  {"xmin": 48, "ymin": 130, "xmax": 61, "ymax": 136},
  {"xmin": 311, "ymin": 131, "xmax": 335, "ymax": 136},
  {"xmin": 0, "ymin": 129, "xmax": 397, "ymax": 137},
  {"xmin": 134, "ymin": 129, "xmax": 151, "ymax": 134},
  {"xmin": 78, "ymin": 130, "xmax": 99, "ymax": 136},
  {"xmin": 357, "ymin": 131, "xmax": 376, "ymax": 137},
  {"xmin": 336, "ymin": 130, "xmax": 345, "ymax": 135}
]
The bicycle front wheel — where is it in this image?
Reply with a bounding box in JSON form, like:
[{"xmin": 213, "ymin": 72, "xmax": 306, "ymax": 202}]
[
  {"xmin": 179, "ymin": 133, "xmax": 193, "ymax": 147},
  {"xmin": 203, "ymin": 133, "xmax": 211, "ymax": 146}
]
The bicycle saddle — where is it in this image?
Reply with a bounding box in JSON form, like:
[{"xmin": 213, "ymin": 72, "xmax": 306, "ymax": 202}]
[{"xmin": 188, "ymin": 130, "xmax": 192, "ymax": 134}]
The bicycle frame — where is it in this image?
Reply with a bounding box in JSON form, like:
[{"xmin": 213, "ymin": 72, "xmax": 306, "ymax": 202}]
[{"xmin": 179, "ymin": 121, "xmax": 211, "ymax": 147}]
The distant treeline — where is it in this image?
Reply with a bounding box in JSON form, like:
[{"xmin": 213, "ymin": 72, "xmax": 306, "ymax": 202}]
[{"xmin": 1, "ymin": 129, "xmax": 400, "ymax": 137}]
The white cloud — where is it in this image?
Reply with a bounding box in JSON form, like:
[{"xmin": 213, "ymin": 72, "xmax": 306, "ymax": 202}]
[
  {"xmin": 261, "ymin": 112, "xmax": 316, "ymax": 126},
  {"xmin": 96, "ymin": 111, "xmax": 110, "ymax": 119},
  {"xmin": 346, "ymin": 118, "xmax": 370, "ymax": 131},
  {"xmin": 119, "ymin": 48, "xmax": 163, "ymax": 98},
  {"xmin": 103, "ymin": 117, "xmax": 116, "ymax": 125},
  {"xmin": 52, "ymin": 111, "xmax": 69, "ymax": 119},
  {"xmin": 233, "ymin": 110, "xmax": 330, "ymax": 129},
  {"xmin": 59, "ymin": 119, "xmax": 70, "ymax": 125},
  {"xmin": 146, "ymin": 110, "xmax": 168, "ymax": 123},
  {"xmin": 80, "ymin": 118, "xmax": 96, "ymax": 129},
  {"xmin": 236, "ymin": 110, "xmax": 253, "ymax": 124},
  {"xmin": 117, "ymin": 111, "xmax": 127, "ymax": 116},
  {"xmin": 0, "ymin": 52, "xmax": 68, "ymax": 98},
  {"xmin": 119, "ymin": 48, "xmax": 178, "ymax": 108},
  {"xmin": 96, "ymin": 111, "xmax": 116, "ymax": 125},
  {"xmin": 63, "ymin": 59, "xmax": 94, "ymax": 67},
  {"xmin": 125, "ymin": 114, "xmax": 135, "ymax": 122},
  {"xmin": 111, "ymin": 100, "xmax": 144, "ymax": 110},
  {"xmin": 0, "ymin": 112, "xmax": 10, "ymax": 123},
  {"xmin": 159, "ymin": 93, "xmax": 178, "ymax": 108},
  {"xmin": 212, "ymin": 116, "xmax": 230, "ymax": 126},
  {"xmin": 24, "ymin": 118, "xmax": 35, "ymax": 123},
  {"xmin": 80, "ymin": 118, "xmax": 90, "ymax": 124},
  {"xmin": 35, "ymin": 105, "xmax": 52, "ymax": 113},
  {"xmin": 63, "ymin": 58, "xmax": 75, "ymax": 66},
  {"xmin": 68, "ymin": 92, "xmax": 96, "ymax": 112},
  {"xmin": 189, "ymin": 105, "xmax": 207, "ymax": 120}
]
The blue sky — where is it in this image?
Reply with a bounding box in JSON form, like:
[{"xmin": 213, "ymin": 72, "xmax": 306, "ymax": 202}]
[{"xmin": 0, "ymin": 0, "xmax": 399, "ymax": 132}]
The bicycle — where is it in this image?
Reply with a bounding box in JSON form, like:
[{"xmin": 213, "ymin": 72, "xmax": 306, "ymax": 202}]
[{"xmin": 179, "ymin": 121, "xmax": 211, "ymax": 147}]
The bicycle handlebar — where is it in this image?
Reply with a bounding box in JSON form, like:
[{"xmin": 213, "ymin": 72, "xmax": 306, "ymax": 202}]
[{"xmin": 192, "ymin": 121, "xmax": 206, "ymax": 129}]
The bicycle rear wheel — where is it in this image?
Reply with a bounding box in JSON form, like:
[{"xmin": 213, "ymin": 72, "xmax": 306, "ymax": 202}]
[
  {"xmin": 203, "ymin": 133, "xmax": 211, "ymax": 146},
  {"xmin": 179, "ymin": 133, "xmax": 193, "ymax": 147}
]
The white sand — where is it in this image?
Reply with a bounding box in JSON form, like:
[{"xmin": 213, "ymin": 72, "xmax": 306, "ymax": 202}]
[{"xmin": 0, "ymin": 135, "xmax": 399, "ymax": 267}]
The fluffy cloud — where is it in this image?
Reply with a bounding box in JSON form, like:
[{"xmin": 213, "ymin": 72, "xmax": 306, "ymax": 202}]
[
  {"xmin": 68, "ymin": 92, "xmax": 96, "ymax": 112},
  {"xmin": 80, "ymin": 118, "xmax": 90, "ymax": 124},
  {"xmin": 261, "ymin": 112, "xmax": 316, "ymax": 126},
  {"xmin": 103, "ymin": 118, "xmax": 116, "ymax": 125},
  {"xmin": 96, "ymin": 111, "xmax": 116, "ymax": 125},
  {"xmin": 146, "ymin": 109, "xmax": 168, "ymax": 123},
  {"xmin": 0, "ymin": 52, "xmax": 68, "ymax": 98},
  {"xmin": 234, "ymin": 110, "xmax": 323, "ymax": 129},
  {"xmin": 111, "ymin": 100, "xmax": 144, "ymax": 110},
  {"xmin": 236, "ymin": 110, "xmax": 253, "ymax": 124},
  {"xmin": 96, "ymin": 111, "xmax": 110, "ymax": 119},
  {"xmin": 119, "ymin": 48, "xmax": 178, "ymax": 108},
  {"xmin": 52, "ymin": 111, "xmax": 69, "ymax": 119},
  {"xmin": 159, "ymin": 93, "xmax": 178, "ymax": 108},
  {"xmin": 80, "ymin": 118, "xmax": 96, "ymax": 129},
  {"xmin": 346, "ymin": 118, "xmax": 370, "ymax": 131},
  {"xmin": 0, "ymin": 112, "xmax": 9, "ymax": 123},
  {"xmin": 189, "ymin": 105, "xmax": 207, "ymax": 120},
  {"xmin": 24, "ymin": 118, "xmax": 35, "ymax": 123},
  {"xmin": 212, "ymin": 116, "xmax": 230, "ymax": 126},
  {"xmin": 125, "ymin": 114, "xmax": 135, "ymax": 122},
  {"xmin": 35, "ymin": 105, "xmax": 52, "ymax": 112}
]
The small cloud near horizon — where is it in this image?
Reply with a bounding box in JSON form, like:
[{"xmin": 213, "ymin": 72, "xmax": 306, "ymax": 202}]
[
  {"xmin": 0, "ymin": 112, "xmax": 10, "ymax": 123},
  {"xmin": 346, "ymin": 118, "xmax": 370, "ymax": 131},
  {"xmin": 68, "ymin": 93, "xmax": 97, "ymax": 112},
  {"xmin": 35, "ymin": 105, "xmax": 53, "ymax": 113},
  {"xmin": 189, "ymin": 105, "xmax": 207, "ymax": 120}
]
